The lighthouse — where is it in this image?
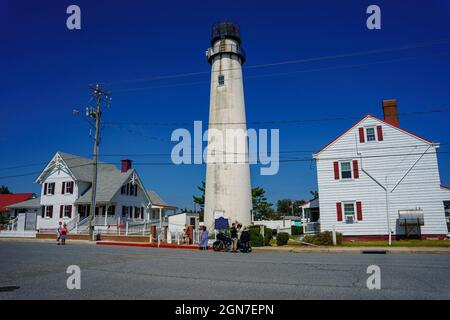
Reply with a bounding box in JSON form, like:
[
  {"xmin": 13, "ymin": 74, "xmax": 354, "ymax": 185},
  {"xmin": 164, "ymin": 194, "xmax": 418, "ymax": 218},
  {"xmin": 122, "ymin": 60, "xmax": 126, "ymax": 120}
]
[{"xmin": 204, "ymin": 22, "xmax": 253, "ymax": 230}]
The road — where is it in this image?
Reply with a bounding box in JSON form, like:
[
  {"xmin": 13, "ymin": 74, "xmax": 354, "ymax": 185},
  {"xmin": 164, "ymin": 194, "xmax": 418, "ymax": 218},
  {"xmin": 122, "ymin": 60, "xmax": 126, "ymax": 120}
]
[{"xmin": 0, "ymin": 241, "xmax": 449, "ymax": 299}]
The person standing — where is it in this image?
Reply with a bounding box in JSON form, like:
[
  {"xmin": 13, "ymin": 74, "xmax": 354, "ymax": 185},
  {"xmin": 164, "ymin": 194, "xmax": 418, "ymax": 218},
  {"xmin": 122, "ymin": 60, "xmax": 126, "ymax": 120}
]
[
  {"xmin": 60, "ymin": 223, "xmax": 68, "ymax": 245},
  {"xmin": 199, "ymin": 226, "xmax": 209, "ymax": 250},
  {"xmin": 230, "ymin": 223, "xmax": 238, "ymax": 252},
  {"xmin": 56, "ymin": 221, "xmax": 63, "ymax": 245}
]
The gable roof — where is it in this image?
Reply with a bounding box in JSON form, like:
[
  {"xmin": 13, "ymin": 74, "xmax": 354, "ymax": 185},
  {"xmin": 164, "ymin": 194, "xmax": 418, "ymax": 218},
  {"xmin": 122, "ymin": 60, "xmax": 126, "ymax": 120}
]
[
  {"xmin": 313, "ymin": 114, "xmax": 434, "ymax": 157},
  {"xmin": 147, "ymin": 190, "xmax": 176, "ymax": 208},
  {"xmin": 0, "ymin": 193, "xmax": 35, "ymax": 212}
]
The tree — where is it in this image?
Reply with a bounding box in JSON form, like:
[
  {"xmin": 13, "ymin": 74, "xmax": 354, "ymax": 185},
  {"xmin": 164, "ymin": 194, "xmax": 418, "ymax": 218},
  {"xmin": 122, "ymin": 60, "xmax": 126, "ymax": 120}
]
[
  {"xmin": 192, "ymin": 181, "xmax": 205, "ymax": 210},
  {"xmin": 0, "ymin": 185, "xmax": 11, "ymax": 194},
  {"xmin": 276, "ymin": 198, "xmax": 305, "ymax": 216},
  {"xmin": 276, "ymin": 199, "xmax": 292, "ymax": 215},
  {"xmin": 310, "ymin": 190, "xmax": 319, "ymax": 199},
  {"xmin": 193, "ymin": 181, "xmax": 205, "ymax": 221},
  {"xmin": 252, "ymin": 187, "xmax": 273, "ymax": 220}
]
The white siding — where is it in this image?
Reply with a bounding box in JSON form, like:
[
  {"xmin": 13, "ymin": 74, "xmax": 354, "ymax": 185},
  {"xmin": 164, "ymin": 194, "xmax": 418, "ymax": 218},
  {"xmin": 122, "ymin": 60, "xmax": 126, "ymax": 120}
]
[
  {"xmin": 38, "ymin": 168, "xmax": 78, "ymax": 229},
  {"xmin": 315, "ymin": 116, "xmax": 447, "ymax": 237}
]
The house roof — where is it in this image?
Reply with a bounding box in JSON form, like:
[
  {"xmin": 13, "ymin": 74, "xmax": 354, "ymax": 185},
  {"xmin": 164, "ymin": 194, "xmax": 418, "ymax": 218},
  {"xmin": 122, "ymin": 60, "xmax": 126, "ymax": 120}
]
[
  {"xmin": 0, "ymin": 193, "xmax": 35, "ymax": 212},
  {"xmin": 74, "ymin": 167, "xmax": 134, "ymax": 204},
  {"xmin": 58, "ymin": 152, "xmax": 118, "ymax": 182},
  {"xmin": 313, "ymin": 114, "xmax": 434, "ymax": 157},
  {"xmin": 146, "ymin": 190, "xmax": 176, "ymax": 209},
  {"xmin": 7, "ymin": 197, "xmax": 41, "ymax": 209},
  {"xmin": 300, "ymin": 197, "xmax": 319, "ymax": 209}
]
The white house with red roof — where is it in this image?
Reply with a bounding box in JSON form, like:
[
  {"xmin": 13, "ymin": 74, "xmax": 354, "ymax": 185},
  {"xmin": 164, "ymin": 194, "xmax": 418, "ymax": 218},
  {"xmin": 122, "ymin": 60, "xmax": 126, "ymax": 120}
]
[{"xmin": 313, "ymin": 100, "xmax": 448, "ymax": 240}]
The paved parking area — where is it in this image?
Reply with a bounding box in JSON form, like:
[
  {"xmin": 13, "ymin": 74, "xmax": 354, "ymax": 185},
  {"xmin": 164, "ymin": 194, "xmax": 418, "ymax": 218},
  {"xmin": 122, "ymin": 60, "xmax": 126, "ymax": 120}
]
[{"xmin": 0, "ymin": 241, "xmax": 449, "ymax": 299}]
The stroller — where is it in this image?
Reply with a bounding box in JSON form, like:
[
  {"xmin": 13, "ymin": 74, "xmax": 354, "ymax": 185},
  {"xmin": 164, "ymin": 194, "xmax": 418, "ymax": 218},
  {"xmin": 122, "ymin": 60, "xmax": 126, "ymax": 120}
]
[{"xmin": 213, "ymin": 230, "xmax": 252, "ymax": 253}]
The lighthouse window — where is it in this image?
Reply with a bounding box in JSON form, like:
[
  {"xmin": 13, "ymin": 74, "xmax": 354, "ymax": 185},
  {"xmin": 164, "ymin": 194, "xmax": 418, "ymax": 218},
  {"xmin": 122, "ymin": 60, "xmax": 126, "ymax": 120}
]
[{"xmin": 218, "ymin": 75, "xmax": 225, "ymax": 86}]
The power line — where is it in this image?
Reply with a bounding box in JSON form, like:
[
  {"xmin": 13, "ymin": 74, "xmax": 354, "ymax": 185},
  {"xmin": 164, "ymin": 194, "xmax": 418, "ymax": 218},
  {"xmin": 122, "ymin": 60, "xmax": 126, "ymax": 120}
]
[
  {"xmin": 1, "ymin": 142, "xmax": 449, "ymax": 173},
  {"xmin": 103, "ymin": 107, "xmax": 450, "ymax": 127},
  {"xmin": 111, "ymin": 50, "xmax": 450, "ymax": 94},
  {"xmin": 100, "ymin": 36, "xmax": 450, "ymax": 87},
  {"xmin": 1, "ymin": 151, "xmax": 449, "ymax": 180}
]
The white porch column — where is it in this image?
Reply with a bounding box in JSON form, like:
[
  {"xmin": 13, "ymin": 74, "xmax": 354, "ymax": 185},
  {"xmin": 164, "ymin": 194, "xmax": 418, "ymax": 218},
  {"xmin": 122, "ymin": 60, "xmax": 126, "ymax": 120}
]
[
  {"xmin": 105, "ymin": 205, "xmax": 108, "ymax": 226},
  {"xmin": 159, "ymin": 208, "xmax": 162, "ymax": 229}
]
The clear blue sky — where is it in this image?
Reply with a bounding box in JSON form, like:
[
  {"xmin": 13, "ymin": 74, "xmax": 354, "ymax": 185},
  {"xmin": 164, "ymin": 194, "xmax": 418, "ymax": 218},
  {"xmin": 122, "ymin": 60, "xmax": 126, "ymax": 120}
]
[{"xmin": 1, "ymin": 0, "xmax": 450, "ymax": 209}]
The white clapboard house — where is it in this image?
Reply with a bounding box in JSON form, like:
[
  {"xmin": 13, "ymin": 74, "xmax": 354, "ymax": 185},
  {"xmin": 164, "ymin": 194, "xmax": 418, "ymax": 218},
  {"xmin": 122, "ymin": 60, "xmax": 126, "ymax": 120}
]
[
  {"xmin": 313, "ymin": 100, "xmax": 448, "ymax": 240},
  {"xmin": 34, "ymin": 152, "xmax": 175, "ymax": 233}
]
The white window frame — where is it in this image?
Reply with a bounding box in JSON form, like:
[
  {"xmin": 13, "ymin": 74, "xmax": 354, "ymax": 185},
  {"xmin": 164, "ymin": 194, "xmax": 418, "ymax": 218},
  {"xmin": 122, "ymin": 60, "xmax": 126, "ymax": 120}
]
[
  {"xmin": 65, "ymin": 181, "xmax": 73, "ymax": 194},
  {"xmin": 365, "ymin": 126, "xmax": 377, "ymax": 142},
  {"xmin": 47, "ymin": 183, "xmax": 55, "ymax": 195},
  {"xmin": 63, "ymin": 205, "xmax": 71, "ymax": 218},
  {"xmin": 45, "ymin": 206, "xmax": 52, "ymax": 218},
  {"xmin": 340, "ymin": 161, "xmax": 353, "ymax": 180},
  {"xmin": 343, "ymin": 202, "xmax": 356, "ymax": 224}
]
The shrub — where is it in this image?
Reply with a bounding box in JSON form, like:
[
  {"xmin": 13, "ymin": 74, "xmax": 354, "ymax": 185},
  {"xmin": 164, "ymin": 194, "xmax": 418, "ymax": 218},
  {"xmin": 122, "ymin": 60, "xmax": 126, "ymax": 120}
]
[
  {"xmin": 263, "ymin": 227, "xmax": 273, "ymax": 246},
  {"xmin": 276, "ymin": 232, "xmax": 290, "ymax": 246},
  {"xmin": 249, "ymin": 226, "xmax": 264, "ymax": 247},
  {"xmin": 291, "ymin": 225, "xmax": 303, "ymax": 236},
  {"xmin": 303, "ymin": 231, "xmax": 343, "ymax": 246}
]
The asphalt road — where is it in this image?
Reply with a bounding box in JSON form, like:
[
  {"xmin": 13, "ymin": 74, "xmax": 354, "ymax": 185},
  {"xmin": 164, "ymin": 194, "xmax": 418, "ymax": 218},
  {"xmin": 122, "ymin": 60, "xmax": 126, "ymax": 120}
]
[{"xmin": 0, "ymin": 241, "xmax": 449, "ymax": 300}]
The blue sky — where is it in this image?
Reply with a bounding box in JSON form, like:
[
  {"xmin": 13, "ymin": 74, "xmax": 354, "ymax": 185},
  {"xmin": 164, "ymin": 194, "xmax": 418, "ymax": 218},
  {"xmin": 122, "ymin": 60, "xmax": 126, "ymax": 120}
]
[{"xmin": 1, "ymin": 0, "xmax": 450, "ymax": 209}]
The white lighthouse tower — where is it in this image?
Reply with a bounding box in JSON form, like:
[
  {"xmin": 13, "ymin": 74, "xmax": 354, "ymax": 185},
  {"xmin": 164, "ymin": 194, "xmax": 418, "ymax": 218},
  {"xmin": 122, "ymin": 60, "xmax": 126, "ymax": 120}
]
[{"xmin": 204, "ymin": 22, "xmax": 252, "ymax": 230}]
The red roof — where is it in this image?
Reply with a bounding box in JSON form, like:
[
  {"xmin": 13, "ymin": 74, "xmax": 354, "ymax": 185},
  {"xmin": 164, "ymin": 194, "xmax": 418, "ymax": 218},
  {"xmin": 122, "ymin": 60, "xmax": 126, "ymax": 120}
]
[
  {"xmin": 314, "ymin": 114, "xmax": 434, "ymax": 156},
  {"xmin": 0, "ymin": 193, "xmax": 35, "ymax": 212}
]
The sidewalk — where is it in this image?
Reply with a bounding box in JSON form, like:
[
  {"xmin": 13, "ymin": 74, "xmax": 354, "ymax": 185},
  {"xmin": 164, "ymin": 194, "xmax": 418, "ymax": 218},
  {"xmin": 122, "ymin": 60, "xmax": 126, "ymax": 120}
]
[{"xmin": 254, "ymin": 245, "xmax": 450, "ymax": 254}]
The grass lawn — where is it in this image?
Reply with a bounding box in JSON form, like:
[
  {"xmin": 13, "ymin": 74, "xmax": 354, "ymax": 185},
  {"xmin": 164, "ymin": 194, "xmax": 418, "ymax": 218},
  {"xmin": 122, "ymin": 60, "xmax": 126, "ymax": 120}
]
[
  {"xmin": 341, "ymin": 239, "xmax": 450, "ymax": 247},
  {"xmin": 280, "ymin": 239, "xmax": 450, "ymax": 247}
]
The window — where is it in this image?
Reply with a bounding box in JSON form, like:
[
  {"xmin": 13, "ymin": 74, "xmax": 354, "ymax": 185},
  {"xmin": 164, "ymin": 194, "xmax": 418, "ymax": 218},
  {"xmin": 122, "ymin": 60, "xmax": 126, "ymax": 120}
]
[
  {"xmin": 122, "ymin": 206, "xmax": 128, "ymax": 218},
  {"xmin": 366, "ymin": 127, "xmax": 376, "ymax": 142},
  {"xmin": 121, "ymin": 185, "xmax": 126, "ymax": 195},
  {"xmin": 340, "ymin": 162, "xmax": 352, "ymax": 179},
  {"xmin": 45, "ymin": 206, "xmax": 53, "ymax": 218},
  {"xmin": 343, "ymin": 203, "xmax": 355, "ymax": 224},
  {"xmin": 46, "ymin": 183, "xmax": 55, "ymax": 195},
  {"xmin": 65, "ymin": 181, "xmax": 74, "ymax": 194},
  {"xmin": 218, "ymin": 75, "xmax": 225, "ymax": 86},
  {"xmin": 64, "ymin": 205, "xmax": 72, "ymax": 218}
]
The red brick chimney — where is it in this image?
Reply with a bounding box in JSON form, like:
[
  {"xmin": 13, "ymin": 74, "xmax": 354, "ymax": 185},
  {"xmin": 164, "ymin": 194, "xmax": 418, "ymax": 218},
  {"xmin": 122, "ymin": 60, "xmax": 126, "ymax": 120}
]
[
  {"xmin": 121, "ymin": 159, "xmax": 132, "ymax": 173},
  {"xmin": 382, "ymin": 99, "xmax": 399, "ymax": 127}
]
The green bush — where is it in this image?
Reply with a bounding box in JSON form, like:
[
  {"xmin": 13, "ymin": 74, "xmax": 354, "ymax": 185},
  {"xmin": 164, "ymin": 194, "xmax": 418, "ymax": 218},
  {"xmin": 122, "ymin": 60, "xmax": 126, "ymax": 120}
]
[
  {"xmin": 247, "ymin": 226, "xmax": 272, "ymax": 247},
  {"xmin": 276, "ymin": 232, "xmax": 290, "ymax": 246},
  {"xmin": 303, "ymin": 231, "xmax": 343, "ymax": 246},
  {"xmin": 291, "ymin": 225, "xmax": 303, "ymax": 235},
  {"xmin": 249, "ymin": 226, "xmax": 264, "ymax": 247}
]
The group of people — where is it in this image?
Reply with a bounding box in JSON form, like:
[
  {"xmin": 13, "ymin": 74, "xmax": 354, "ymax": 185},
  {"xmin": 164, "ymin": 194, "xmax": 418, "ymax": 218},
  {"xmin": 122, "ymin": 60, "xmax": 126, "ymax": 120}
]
[
  {"xmin": 56, "ymin": 221, "xmax": 68, "ymax": 245},
  {"xmin": 198, "ymin": 221, "xmax": 251, "ymax": 252},
  {"xmin": 230, "ymin": 222, "xmax": 250, "ymax": 252}
]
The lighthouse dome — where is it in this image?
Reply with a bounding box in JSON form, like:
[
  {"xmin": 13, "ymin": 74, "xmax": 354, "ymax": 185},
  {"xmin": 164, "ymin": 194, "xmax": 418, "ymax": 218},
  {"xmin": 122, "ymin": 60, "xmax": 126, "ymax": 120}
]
[{"xmin": 211, "ymin": 22, "xmax": 242, "ymax": 45}]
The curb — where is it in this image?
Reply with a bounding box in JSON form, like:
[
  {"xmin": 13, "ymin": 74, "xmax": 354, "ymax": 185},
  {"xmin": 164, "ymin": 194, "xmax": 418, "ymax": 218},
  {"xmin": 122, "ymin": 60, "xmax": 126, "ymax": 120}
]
[{"xmin": 96, "ymin": 241, "xmax": 212, "ymax": 250}]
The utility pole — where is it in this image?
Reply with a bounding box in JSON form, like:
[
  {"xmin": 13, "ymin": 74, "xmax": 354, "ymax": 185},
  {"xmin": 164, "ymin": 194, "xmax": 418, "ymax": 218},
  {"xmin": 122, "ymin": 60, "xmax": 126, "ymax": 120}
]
[{"xmin": 86, "ymin": 84, "xmax": 111, "ymax": 241}]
